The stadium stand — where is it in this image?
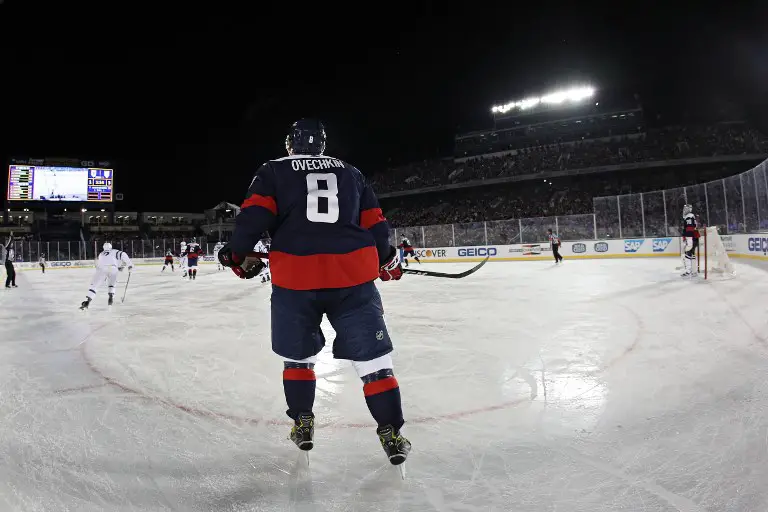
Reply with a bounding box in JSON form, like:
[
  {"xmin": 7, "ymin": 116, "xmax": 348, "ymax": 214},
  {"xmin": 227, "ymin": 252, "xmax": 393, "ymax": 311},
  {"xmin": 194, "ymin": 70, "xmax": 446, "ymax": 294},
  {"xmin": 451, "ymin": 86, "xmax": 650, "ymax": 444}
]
[{"xmin": 371, "ymin": 123, "xmax": 768, "ymax": 194}]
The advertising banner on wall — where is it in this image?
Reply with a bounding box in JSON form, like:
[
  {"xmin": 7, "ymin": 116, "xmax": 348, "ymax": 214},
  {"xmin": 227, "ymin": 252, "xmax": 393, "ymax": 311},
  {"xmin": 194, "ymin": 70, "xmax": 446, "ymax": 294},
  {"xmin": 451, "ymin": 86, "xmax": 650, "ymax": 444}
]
[{"xmin": 412, "ymin": 237, "xmax": 682, "ymax": 262}]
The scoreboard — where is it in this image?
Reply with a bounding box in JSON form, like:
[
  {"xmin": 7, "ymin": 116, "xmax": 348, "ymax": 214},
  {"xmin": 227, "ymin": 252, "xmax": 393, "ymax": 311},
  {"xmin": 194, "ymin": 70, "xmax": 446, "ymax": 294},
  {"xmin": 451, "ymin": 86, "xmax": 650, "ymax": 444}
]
[{"xmin": 7, "ymin": 165, "xmax": 114, "ymax": 202}]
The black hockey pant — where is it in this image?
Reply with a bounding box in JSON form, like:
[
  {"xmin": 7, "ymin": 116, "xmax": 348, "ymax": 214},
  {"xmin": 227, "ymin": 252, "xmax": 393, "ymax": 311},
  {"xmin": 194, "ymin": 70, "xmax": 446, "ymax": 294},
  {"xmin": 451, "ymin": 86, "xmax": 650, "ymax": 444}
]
[
  {"xmin": 552, "ymin": 245, "xmax": 563, "ymax": 263},
  {"xmin": 5, "ymin": 261, "xmax": 16, "ymax": 287}
]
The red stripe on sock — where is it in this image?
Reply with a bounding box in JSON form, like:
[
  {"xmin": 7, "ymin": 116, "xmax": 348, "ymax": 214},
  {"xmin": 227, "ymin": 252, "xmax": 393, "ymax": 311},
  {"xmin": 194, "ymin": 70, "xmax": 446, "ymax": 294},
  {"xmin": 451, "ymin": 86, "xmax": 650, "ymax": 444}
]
[
  {"xmin": 363, "ymin": 376, "xmax": 399, "ymax": 397},
  {"xmin": 283, "ymin": 368, "xmax": 316, "ymax": 381}
]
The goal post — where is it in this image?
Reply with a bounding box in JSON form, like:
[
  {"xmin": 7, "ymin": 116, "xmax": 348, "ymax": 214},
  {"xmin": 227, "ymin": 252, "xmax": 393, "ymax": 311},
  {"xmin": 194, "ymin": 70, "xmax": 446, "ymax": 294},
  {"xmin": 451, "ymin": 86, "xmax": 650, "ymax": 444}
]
[{"xmin": 696, "ymin": 226, "xmax": 735, "ymax": 279}]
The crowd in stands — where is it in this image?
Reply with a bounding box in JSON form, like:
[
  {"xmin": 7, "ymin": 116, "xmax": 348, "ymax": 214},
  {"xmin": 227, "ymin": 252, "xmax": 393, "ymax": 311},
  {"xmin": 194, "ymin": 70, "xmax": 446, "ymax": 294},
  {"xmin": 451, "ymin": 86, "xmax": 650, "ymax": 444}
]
[
  {"xmin": 371, "ymin": 124, "xmax": 768, "ymax": 194},
  {"xmin": 382, "ymin": 162, "xmax": 754, "ymax": 227}
]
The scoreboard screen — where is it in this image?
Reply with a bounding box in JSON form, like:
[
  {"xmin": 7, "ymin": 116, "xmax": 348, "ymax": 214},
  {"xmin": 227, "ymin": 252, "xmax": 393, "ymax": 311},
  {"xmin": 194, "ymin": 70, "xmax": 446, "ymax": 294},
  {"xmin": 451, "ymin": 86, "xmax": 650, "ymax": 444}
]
[{"xmin": 7, "ymin": 165, "xmax": 114, "ymax": 202}]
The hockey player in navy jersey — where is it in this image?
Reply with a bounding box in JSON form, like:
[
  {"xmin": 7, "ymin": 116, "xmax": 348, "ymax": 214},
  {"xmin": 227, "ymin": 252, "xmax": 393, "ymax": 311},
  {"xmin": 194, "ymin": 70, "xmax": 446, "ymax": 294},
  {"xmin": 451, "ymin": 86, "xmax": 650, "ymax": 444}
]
[
  {"xmin": 183, "ymin": 239, "xmax": 204, "ymax": 280},
  {"xmin": 219, "ymin": 119, "xmax": 410, "ymax": 466}
]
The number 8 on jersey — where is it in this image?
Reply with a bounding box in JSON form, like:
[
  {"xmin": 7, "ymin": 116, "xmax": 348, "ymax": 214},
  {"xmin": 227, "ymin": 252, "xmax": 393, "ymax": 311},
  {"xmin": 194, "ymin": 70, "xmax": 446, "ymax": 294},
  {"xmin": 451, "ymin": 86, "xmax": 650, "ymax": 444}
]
[{"xmin": 306, "ymin": 173, "xmax": 339, "ymax": 223}]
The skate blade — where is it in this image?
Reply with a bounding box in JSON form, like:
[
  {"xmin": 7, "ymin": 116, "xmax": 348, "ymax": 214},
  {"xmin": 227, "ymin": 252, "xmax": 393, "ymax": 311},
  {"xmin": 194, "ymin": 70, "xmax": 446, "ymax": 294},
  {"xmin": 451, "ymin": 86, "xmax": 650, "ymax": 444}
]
[
  {"xmin": 305, "ymin": 451, "xmax": 310, "ymax": 466},
  {"xmin": 398, "ymin": 464, "xmax": 406, "ymax": 480},
  {"xmin": 296, "ymin": 440, "xmax": 313, "ymax": 451}
]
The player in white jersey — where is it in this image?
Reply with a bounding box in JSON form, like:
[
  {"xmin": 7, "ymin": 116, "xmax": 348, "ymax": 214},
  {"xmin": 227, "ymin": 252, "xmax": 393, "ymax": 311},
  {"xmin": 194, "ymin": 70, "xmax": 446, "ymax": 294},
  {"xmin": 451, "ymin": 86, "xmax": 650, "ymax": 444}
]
[
  {"xmin": 254, "ymin": 239, "xmax": 271, "ymax": 283},
  {"xmin": 213, "ymin": 241, "xmax": 225, "ymax": 270},
  {"xmin": 179, "ymin": 241, "xmax": 188, "ymax": 277},
  {"xmin": 80, "ymin": 242, "xmax": 133, "ymax": 309},
  {"xmin": 39, "ymin": 254, "xmax": 46, "ymax": 273}
]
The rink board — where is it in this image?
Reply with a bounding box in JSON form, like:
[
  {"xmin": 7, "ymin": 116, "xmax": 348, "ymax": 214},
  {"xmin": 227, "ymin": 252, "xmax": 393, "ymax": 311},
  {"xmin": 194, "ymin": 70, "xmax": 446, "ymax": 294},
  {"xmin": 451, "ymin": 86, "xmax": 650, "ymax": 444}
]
[
  {"xmin": 10, "ymin": 234, "xmax": 768, "ymax": 270},
  {"xmin": 14, "ymin": 256, "xmax": 219, "ymax": 271},
  {"xmin": 409, "ymin": 234, "xmax": 768, "ymax": 263}
]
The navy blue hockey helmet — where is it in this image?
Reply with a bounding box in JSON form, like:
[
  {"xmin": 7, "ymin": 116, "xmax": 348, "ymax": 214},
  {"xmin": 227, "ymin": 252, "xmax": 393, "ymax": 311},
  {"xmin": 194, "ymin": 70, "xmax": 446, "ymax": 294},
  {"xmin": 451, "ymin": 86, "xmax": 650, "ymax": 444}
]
[{"xmin": 285, "ymin": 119, "xmax": 326, "ymax": 156}]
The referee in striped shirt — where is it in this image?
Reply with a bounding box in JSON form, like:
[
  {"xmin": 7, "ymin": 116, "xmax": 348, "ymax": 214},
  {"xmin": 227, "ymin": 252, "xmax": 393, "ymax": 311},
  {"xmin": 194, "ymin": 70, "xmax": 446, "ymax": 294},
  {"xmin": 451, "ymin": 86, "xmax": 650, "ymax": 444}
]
[{"xmin": 547, "ymin": 229, "xmax": 563, "ymax": 264}]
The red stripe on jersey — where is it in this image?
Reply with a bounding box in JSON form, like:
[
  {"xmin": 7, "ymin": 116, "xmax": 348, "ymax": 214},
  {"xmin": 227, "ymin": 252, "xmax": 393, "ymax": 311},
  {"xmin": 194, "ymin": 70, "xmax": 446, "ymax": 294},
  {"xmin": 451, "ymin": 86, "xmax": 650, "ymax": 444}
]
[
  {"xmin": 270, "ymin": 246, "xmax": 380, "ymax": 290},
  {"xmin": 283, "ymin": 368, "xmax": 316, "ymax": 381},
  {"xmin": 360, "ymin": 208, "xmax": 386, "ymax": 229},
  {"xmin": 363, "ymin": 376, "xmax": 399, "ymax": 396},
  {"xmin": 241, "ymin": 194, "xmax": 277, "ymax": 215}
]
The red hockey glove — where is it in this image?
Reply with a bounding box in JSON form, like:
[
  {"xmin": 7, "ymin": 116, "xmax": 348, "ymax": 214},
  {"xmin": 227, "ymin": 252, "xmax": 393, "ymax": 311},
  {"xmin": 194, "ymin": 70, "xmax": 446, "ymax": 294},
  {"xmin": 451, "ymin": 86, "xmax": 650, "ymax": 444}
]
[
  {"xmin": 379, "ymin": 247, "xmax": 403, "ymax": 281},
  {"xmin": 218, "ymin": 244, "xmax": 265, "ymax": 280}
]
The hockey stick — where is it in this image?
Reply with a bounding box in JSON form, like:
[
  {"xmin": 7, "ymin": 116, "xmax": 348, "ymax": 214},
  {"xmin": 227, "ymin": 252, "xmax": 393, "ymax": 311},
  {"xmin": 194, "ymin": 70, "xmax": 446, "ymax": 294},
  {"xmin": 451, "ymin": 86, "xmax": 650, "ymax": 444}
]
[
  {"xmin": 402, "ymin": 255, "xmax": 490, "ymax": 278},
  {"xmin": 121, "ymin": 272, "xmax": 132, "ymax": 303},
  {"xmin": 247, "ymin": 252, "xmax": 490, "ymax": 279}
]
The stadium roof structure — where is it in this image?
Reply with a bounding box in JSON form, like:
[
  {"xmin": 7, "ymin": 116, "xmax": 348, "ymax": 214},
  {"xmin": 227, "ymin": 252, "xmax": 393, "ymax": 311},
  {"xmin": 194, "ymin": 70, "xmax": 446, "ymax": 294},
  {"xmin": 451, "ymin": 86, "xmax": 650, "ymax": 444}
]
[{"xmin": 207, "ymin": 201, "xmax": 240, "ymax": 214}]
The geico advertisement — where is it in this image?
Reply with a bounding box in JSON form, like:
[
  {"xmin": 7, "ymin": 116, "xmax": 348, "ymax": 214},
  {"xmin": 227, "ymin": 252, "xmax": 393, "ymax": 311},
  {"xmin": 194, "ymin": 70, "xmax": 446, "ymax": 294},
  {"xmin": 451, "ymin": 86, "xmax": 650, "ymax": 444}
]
[
  {"xmin": 747, "ymin": 236, "xmax": 768, "ymax": 255},
  {"xmin": 457, "ymin": 247, "xmax": 496, "ymax": 257}
]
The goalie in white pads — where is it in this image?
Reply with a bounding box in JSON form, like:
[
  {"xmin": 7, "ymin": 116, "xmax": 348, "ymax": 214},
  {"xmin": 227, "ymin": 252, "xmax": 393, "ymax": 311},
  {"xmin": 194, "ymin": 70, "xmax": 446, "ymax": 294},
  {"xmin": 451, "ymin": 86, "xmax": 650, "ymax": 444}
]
[
  {"xmin": 81, "ymin": 242, "xmax": 133, "ymax": 309},
  {"xmin": 213, "ymin": 241, "xmax": 225, "ymax": 270},
  {"xmin": 681, "ymin": 204, "xmax": 699, "ymax": 277},
  {"xmin": 179, "ymin": 241, "xmax": 188, "ymax": 277}
]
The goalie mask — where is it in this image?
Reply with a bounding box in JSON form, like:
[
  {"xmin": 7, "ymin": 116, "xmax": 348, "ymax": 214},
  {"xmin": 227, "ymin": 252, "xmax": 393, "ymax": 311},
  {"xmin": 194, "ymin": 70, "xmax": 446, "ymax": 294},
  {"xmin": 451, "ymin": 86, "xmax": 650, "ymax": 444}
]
[{"xmin": 682, "ymin": 204, "xmax": 693, "ymax": 216}]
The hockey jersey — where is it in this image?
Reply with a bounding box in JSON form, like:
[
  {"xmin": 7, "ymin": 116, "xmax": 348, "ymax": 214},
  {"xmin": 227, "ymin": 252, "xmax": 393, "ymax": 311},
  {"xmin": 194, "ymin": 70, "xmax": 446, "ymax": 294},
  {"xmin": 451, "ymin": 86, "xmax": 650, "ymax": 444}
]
[
  {"xmin": 185, "ymin": 243, "xmax": 203, "ymax": 260},
  {"xmin": 97, "ymin": 249, "xmax": 133, "ymax": 269},
  {"xmin": 230, "ymin": 154, "xmax": 390, "ymax": 290},
  {"xmin": 682, "ymin": 213, "xmax": 700, "ymax": 238}
]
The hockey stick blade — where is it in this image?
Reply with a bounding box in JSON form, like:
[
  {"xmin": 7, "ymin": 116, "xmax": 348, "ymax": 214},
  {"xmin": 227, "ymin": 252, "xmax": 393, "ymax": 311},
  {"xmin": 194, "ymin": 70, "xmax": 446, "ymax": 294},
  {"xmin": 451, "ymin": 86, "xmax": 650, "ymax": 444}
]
[{"xmin": 402, "ymin": 255, "xmax": 490, "ymax": 279}]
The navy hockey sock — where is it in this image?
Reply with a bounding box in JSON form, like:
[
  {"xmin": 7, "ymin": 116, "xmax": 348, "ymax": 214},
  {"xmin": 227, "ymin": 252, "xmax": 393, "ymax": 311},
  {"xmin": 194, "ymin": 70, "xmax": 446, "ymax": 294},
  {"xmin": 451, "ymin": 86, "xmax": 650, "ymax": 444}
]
[
  {"xmin": 362, "ymin": 369, "xmax": 404, "ymax": 430},
  {"xmin": 283, "ymin": 362, "xmax": 316, "ymax": 420}
]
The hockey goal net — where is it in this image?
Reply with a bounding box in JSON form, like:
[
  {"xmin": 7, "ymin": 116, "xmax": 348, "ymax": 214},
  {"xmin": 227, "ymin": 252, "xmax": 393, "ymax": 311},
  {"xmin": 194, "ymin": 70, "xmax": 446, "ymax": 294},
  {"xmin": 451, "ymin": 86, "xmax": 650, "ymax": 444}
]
[{"xmin": 692, "ymin": 226, "xmax": 735, "ymax": 279}]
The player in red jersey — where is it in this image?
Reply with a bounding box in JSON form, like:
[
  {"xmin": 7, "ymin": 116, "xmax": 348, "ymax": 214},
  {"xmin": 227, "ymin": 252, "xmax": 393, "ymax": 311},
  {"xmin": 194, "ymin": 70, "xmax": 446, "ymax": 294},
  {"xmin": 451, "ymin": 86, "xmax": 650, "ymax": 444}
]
[
  {"xmin": 397, "ymin": 236, "xmax": 421, "ymax": 267},
  {"xmin": 218, "ymin": 119, "xmax": 410, "ymax": 467},
  {"xmin": 161, "ymin": 250, "xmax": 175, "ymax": 272}
]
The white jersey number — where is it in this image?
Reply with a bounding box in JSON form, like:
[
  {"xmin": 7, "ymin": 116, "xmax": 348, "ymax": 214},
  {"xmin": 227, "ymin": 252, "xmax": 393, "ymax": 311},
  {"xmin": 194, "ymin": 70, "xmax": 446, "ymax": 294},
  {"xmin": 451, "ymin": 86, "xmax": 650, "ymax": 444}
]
[{"xmin": 306, "ymin": 173, "xmax": 339, "ymax": 223}]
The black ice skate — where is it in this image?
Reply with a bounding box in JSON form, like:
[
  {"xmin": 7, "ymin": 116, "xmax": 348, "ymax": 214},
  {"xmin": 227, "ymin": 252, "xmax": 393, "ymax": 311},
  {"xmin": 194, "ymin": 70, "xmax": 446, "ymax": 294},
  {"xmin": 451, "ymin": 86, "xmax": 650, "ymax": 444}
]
[
  {"xmin": 289, "ymin": 412, "xmax": 314, "ymax": 452},
  {"xmin": 80, "ymin": 298, "xmax": 91, "ymax": 310},
  {"xmin": 108, "ymin": 293, "xmax": 114, "ymax": 306},
  {"xmin": 377, "ymin": 425, "xmax": 411, "ymax": 467}
]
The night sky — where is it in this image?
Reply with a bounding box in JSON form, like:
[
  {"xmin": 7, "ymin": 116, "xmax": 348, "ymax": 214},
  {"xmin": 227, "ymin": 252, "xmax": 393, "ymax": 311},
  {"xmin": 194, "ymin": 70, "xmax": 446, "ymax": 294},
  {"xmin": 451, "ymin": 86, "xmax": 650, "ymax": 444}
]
[{"xmin": 2, "ymin": 2, "xmax": 766, "ymax": 211}]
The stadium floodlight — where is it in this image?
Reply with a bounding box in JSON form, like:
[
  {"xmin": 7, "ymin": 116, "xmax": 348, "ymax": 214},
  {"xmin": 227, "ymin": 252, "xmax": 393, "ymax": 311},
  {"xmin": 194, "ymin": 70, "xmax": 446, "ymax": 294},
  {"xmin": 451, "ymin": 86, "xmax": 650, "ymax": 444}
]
[{"xmin": 491, "ymin": 86, "xmax": 595, "ymax": 114}]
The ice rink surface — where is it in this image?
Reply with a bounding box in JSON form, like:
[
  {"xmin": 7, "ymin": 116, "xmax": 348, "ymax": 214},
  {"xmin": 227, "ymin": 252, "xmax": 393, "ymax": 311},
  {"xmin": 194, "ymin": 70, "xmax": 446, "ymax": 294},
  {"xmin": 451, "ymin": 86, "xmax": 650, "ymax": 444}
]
[{"xmin": 1, "ymin": 258, "xmax": 767, "ymax": 512}]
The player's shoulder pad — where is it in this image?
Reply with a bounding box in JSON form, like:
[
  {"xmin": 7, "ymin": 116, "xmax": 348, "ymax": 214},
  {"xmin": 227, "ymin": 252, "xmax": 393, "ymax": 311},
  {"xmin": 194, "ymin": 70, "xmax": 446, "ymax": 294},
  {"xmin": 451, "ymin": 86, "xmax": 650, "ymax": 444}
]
[
  {"xmin": 684, "ymin": 213, "xmax": 695, "ymax": 219},
  {"xmin": 247, "ymin": 161, "xmax": 276, "ymax": 189}
]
